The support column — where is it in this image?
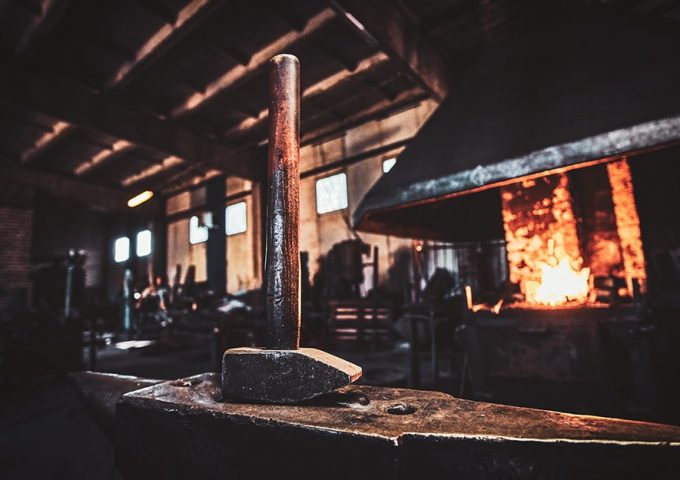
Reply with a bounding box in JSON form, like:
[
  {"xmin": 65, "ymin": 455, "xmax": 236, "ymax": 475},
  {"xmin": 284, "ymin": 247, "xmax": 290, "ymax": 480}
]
[
  {"xmin": 206, "ymin": 175, "xmax": 227, "ymax": 295},
  {"xmin": 152, "ymin": 196, "xmax": 168, "ymax": 283}
]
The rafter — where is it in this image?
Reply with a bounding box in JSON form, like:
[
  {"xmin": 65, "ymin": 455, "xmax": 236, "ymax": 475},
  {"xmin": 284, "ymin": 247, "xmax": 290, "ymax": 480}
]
[
  {"xmin": 0, "ymin": 161, "xmax": 128, "ymax": 211},
  {"xmin": 121, "ymin": 155, "xmax": 184, "ymax": 187},
  {"xmin": 15, "ymin": 0, "xmax": 71, "ymax": 54},
  {"xmin": 170, "ymin": 8, "xmax": 336, "ymax": 117},
  {"xmin": 21, "ymin": 120, "xmax": 73, "ymax": 163},
  {"xmin": 0, "ymin": 61, "xmax": 265, "ymax": 180},
  {"xmin": 74, "ymin": 140, "xmax": 135, "ymax": 176},
  {"xmin": 301, "ymin": 87, "xmax": 427, "ymax": 145},
  {"xmin": 105, "ymin": 0, "xmax": 225, "ymax": 89},
  {"xmin": 329, "ymin": 0, "xmax": 450, "ymax": 101},
  {"xmin": 223, "ymin": 52, "xmax": 390, "ymax": 142},
  {"xmin": 158, "ymin": 167, "xmax": 224, "ymax": 196},
  {"xmin": 20, "ymin": 1, "xmax": 222, "ymax": 174},
  {"xmin": 22, "ymin": 0, "xmax": 224, "ymax": 175}
]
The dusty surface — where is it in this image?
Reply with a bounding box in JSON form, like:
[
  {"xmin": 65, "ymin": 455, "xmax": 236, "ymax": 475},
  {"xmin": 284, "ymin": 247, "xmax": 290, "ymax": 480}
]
[{"xmin": 125, "ymin": 373, "xmax": 680, "ymax": 444}]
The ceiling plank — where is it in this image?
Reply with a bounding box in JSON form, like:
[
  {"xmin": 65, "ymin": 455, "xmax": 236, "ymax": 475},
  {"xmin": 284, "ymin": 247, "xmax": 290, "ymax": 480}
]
[
  {"xmin": 105, "ymin": 0, "xmax": 226, "ymax": 89},
  {"xmin": 0, "ymin": 61, "xmax": 265, "ymax": 180},
  {"xmin": 74, "ymin": 140, "xmax": 135, "ymax": 176},
  {"xmin": 22, "ymin": 0, "xmax": 224, "ymax": 173},
  {"xmin": 223, "ymin": 51, "xmax": 391, "ymax": 142},
  {"xmin": 301, "ymin": 87, "xmax": 427, "ymax": 145},
  {"xmin": 158, "ymin": 167, "xmax": 224, "ymax": 196},
  {"xmin": 21, "ymin": 120, "xmax": 73, "ymax": 163},
  {"xmin": 121, "ymin": 155, "xmax": 184, "ymax": 188},
  {"xmin": 170, "ymin": 7, "xmax": 337, "ymax": 117},
  {"xmin": 16, "ymin": 0, "xmax": 72, "ymax": 54},
  {"xmin": 0, "ymin": 161, "xmax": 129, "ymax": 211},
  {"xmin": 329, "ymin": 0, "xmax": 449, "ymax": 101}
]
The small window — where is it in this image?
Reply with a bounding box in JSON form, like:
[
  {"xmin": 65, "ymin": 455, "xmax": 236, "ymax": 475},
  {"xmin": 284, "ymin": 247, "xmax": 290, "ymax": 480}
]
[
  {"xmin": 114, "ymin": 237, "xmax": 130, "ymax": 263},
  {"xmin": 225, "ymin": 201, "xmax": 247, "ymax": 236},
  {"xmin": 315, "ymin": 172, "xmax": 348, "ymax": 214},
  {"xmin": 382, "ymin": 158, "xmax": 397, "ymax": 173},
  {"xmin": 189, "ymin": 215, "xmax": 209, "ymax": 244},
  {"xmin": 136, "ymin": 230, "xmax": 152, "ymax": 257}
]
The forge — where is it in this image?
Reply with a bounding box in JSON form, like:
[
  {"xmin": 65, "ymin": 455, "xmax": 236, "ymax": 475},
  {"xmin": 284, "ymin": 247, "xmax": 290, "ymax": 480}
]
[
  {"xmin": 501, "ymin": 159, "xmax": 645, "ymax": 309},
  {"xmin": 351, "ymin": 9, "xmax": 680, "ymax": 414}
]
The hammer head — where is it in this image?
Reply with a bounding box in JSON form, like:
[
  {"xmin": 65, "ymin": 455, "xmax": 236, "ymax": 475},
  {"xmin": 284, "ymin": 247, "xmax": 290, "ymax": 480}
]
[{"xmin": 221, "ymin": 347, "xmax": 362, "ymax": 404}]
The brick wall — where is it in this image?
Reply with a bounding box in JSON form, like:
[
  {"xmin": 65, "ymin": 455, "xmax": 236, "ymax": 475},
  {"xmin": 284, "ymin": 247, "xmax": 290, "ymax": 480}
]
[
  {"xmin": 0, "ymin": 206, "xmax": 33, "ymax": 312},
  {"xmin": 501, "ymin": 173, "xmax": 583, "ymax": 295},
  {"xmin": 569, "ymin": 164, "xmax": 624, "ymax": 277}
]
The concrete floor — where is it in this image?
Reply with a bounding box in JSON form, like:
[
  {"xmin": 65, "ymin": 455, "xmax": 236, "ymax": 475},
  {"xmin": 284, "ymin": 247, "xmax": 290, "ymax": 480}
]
[{"xmin": 0, "ymin": 341, "xmax": 214, "ymax": 480}]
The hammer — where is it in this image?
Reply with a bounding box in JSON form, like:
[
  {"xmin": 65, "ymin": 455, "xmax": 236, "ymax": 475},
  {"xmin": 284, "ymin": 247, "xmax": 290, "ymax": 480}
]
[{"xmin": 221, "ymin": 54, "xmax": 362, "ymax": 404}]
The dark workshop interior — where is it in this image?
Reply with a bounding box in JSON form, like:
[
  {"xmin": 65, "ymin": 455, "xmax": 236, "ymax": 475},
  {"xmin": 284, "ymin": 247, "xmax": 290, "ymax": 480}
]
[{"xmin": 1, "ymin": 0, "xmax": 680, "ymax": 479}]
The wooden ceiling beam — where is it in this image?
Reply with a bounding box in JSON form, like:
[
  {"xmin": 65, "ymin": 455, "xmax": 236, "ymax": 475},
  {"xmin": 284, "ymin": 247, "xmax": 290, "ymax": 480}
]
[
  {"xmin": 0, "ymin": 62, "xmax": 265, "ymax": 180},
  {"xmin": 301, "ymin": 87, "xmax": 427, "ymax": 145},
  {"xmin": 74, "ymin": 140, "xmax": 136, "ymax": 176},
  {"xmin": 223, "ymin": 52, "xmax": 390, "ymax": 142},
  {"xmin": 105, "ymin": 0, "xmax": 226, "ymax": 89},
  {"xmin": 170, "ymin": 8, "xmax": 337, "ymax": 118},
  {"xmin": 21, "ymin": 120, "xmax": 73, "ymax": 163},
  {"xmin": 20, "ymin": 0, "xmax": 223, "ymax": 173},
  {"xmin": 0, "ymin": 161, "xmax": 129, "ymax": 211},
  {"xmin": 153, "ymin": 162, "xmax": 222, "ymax": 196},
  {"xmin": 329, "ymin": 0, "xmax": 450, "ymax": 101},
  {"xmin": 120, "ymin": 155, "xmax": 184, "ymax": 188},
  {"xmin": 15, "ymin": 0, "xmax": 71, "ymax": 54}
]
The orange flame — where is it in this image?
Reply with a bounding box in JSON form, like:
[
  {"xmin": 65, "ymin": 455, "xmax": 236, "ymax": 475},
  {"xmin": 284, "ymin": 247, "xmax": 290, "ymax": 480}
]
[{"xmin": 525, "ymin": 238, "xmax": 591, "ymax": 306}]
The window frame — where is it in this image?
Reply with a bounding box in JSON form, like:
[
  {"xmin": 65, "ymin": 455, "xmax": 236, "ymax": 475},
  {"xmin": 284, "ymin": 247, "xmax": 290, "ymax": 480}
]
[
  {"xmin": 225, "ymin": 201, "xmax": 248, "ymax": 236},
  {"xmin": 382, "ymin": 157, "xmax": 397, "ymax": 173},
  {"xmin": 189, "ymin": 214, "xmax": 209, "ymax": 245},
  {"xmin": 136, "ymin": 229, "xmax": 152, "ymax": 257},
  {"xmin": 315, "ymin": 171, "xmax": 349, "ymax": 215},
  {"xmin": 114, "ymin": 236, "xmax": 130, "ymax": 263}
]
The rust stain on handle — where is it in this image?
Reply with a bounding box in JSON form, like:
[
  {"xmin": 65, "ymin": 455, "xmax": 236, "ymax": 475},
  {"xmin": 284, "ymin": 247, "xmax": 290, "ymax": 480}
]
[{"xmin": 266, "ymin": 54, "xmax": 300, "ymax": 350}]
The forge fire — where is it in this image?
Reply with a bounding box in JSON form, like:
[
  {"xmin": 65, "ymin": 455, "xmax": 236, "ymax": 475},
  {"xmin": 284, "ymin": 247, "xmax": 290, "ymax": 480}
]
[{"xmin": 501, "ymin": 159, "xmax": 646, "ymax": 307}]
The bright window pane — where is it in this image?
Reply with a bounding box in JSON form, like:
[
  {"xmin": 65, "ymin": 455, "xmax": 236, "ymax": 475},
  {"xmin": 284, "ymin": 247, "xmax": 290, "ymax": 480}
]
[
  {"xmin": 382, "ymin": 158, "xmax": 397, "ymax": 173},
  {"xmin": 189, "ymin": 215, "xmax": 209, "ymax": 244},
  {"xmin": 315, "ymin": 172, "xmax": 348, "ymax": 214},
  {"xmin": 114, "ymin": 237, "xmax": 130, "ymax": 263},
  {"xmin": 225, "ymin": 201, "xmax": 247, "ymax": 236},
  {"xmin": 136, "ymin": 230, "xmax": 152, "ymax": 257}
]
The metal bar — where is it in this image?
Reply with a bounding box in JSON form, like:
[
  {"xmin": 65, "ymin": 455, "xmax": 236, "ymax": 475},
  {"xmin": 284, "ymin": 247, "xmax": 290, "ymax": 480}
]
[{"xmin": 265, "ymin": 54, "xmax": 300, "ymax": 350}]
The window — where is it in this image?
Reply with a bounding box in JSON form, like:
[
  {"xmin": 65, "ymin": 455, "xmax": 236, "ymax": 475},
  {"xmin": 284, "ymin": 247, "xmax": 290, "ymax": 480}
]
[
  {"xmin": 114, "ymin": 236, "xmax": 130, "ymax": 263},
  {"xmin": 382, "ymin": 158, "xmax": 397, "ymax": 173},
  {"xmin": 136, "ymin": 230, "xmax": 152, "ymax": 257},
  {"xmin": 315, "ymin": 172, "xmax": 348, "ymax": 214},
  {"xmin": 189, "ymin": 215, "xmax": 209, "ymax": 244},
  {"xmin": 225, "ymin": 201, "xmax": 247, "ymax": 236}
]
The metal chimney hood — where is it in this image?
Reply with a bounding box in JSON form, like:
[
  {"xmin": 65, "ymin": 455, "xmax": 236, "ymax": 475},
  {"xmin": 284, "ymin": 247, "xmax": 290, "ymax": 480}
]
[{"xmin": 353, "ymin": 13, "xmax": 680, "ymax": 240}]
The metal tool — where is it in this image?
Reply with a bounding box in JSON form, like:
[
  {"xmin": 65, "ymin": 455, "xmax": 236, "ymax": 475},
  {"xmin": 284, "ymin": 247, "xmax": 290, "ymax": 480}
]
[{"xmin": 221, "ymin": 54, "xmax": 361, "ymax": 403}]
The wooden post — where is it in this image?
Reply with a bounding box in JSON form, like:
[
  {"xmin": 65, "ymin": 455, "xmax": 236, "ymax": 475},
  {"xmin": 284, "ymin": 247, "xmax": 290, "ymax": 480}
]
[{"xmin": 265, "ymin": 54, "xmax": 300, "ymax": 350}]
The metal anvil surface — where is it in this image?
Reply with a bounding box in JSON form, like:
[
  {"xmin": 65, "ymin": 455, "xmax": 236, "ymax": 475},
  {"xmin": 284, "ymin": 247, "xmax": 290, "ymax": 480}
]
[{"xmin": 109, "ymin": 373, "xmax": 680, "ymax": 480}]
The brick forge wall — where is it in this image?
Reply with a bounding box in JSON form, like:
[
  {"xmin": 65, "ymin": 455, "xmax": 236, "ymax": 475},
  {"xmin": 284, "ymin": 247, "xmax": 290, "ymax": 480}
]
[
  {"xmin": 501, "ymin": 173, "xmax": 584, "ymax": 297},
  {"xmin": 501, "ymin": 161, "xmax": 646, "ymax": 301},
  {"xmin": 569, "ymin": 164, "xmax": 625, "ymax": 278},
  {"xmin": 0, "ymin": 205, "xmax": 33, "ymax": 313},
  {"xmin": 607, "ymin": 159, "xmax": 647, "ymax": 290}
]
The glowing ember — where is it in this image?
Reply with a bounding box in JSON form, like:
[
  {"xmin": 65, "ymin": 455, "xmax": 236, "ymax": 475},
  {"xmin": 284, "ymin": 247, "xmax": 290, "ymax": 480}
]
[
  {"xmin": 524, "ymin": 239, "xmax": 591, "ymax": 306},
  {"xmin": 536, "ymin": 247, "xmax": 588, "ymax": 305}
]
